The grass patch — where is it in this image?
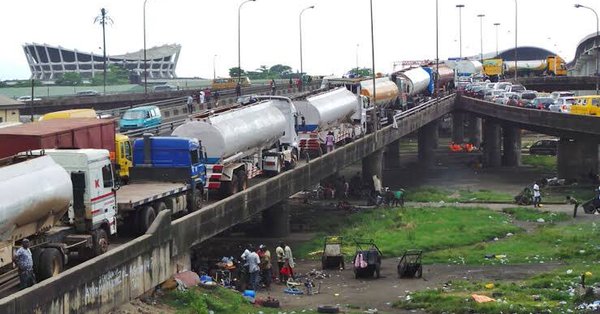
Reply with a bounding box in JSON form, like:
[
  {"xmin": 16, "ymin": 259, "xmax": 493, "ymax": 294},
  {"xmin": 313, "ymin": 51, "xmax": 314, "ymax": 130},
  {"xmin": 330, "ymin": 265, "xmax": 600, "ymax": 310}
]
[
  {"xmin": 405, "ymin": 186, "xmax": 513, "ymax": 203},
  {"xmin": 541, "ymin": 185, "xmax": 597, "ymax": 204},
  {"xmin": 296, "ymin": 206, "xmax": 521, "ymax": 259},
  {"xmin": 426, "ymin": 218, "xmax": 600, "ymax": 265},
  {"xmin": 395, "ymin": 265, "xmax": 600, "ymax": 313},
  {"xmin": 522, "ymin": 155, "xmax": 556, "ymax": 172},
  {"xmin": 502, "ymin": 207, "xmax": 570, "ymax": 223},
  {"xmin": 165, "ymin": 286, "xmax": 281, "ymax": 314}
]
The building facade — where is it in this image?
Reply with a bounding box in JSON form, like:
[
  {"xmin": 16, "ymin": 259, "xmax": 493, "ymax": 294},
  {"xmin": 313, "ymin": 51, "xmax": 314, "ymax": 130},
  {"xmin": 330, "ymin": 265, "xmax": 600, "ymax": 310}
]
[{"xmin": 23, "ymin": 43, "xmax": 181, "ymax": 81}]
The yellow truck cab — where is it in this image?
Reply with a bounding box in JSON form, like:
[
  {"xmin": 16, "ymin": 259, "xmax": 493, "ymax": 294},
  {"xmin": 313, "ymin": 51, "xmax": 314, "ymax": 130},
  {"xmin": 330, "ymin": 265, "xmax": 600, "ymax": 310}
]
[
  {"xmin": 483, "ymin": 59, "xmax": 503, "ymax": 79},
  {"xmin": 38, "ymin": 109, "xmax": 132, "ymax": 183},
  {"xmin": 569, "ymin": 95, "xmax": 600, "ymax": 116},
  {"xmin": 546, "ymin": 56, "xmax": 567, "ymax": 76}
]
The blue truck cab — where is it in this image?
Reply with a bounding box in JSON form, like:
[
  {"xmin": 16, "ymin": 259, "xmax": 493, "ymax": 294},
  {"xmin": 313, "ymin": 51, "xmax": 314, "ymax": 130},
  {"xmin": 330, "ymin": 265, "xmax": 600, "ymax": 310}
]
[
  {"xmin": 120, "ymin": 105, "xmax": 162, "ymax": 132},
  {"xmin": 132, "ymin": 135, "xmax": 206, "ymax": 188}
]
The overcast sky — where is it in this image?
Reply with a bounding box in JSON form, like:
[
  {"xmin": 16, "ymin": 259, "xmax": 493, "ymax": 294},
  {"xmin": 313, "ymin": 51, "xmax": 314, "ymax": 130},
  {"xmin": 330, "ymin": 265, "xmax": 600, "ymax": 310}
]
[{"xmin": 0, "ymin": 0, "xmax": 597, "ymax": 80}]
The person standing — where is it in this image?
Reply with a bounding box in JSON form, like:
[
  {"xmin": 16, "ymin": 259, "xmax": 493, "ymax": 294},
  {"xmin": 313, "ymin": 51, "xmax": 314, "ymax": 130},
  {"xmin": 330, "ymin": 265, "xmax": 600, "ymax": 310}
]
[
  {"xmin": 532, "ymin": 182, "xmax": 541, "ymax": 208},
  {"xmin": 283, "ymin": 242, "xmax": 295, "ymax": 279},
  {"xmin": 186, "ymin": 95, "xmax": 194, "ymax": 114},
  {"xmin": 270, "ymin": 79, "xmax": 276, "ymax": 95},
  {"xmin": 247, "ymin": 247, "xmax": 261, "ymax": 291},
  {"xmin": 325, "ymin": 131, "xmax": 335, "ymax": 153},
  {"xmin": 257, "ymin": 244, "xmax": 272, "ymax": 290},
  {"xmin": 235, "ymin": 83, "xmax": 241, "ymax": 97},
  {"xmin": 15, "ymin": 239, "xmax": 36, "ymax": 290},
  {"xmin": 199, "ymin": 90, "xmax": 206, "ymax": 108},
  {"xmin": 567, "ymin": 195, "xmax": 581, "ymax": 218},
  {"xmin": 275, "ymin": 243, "xmax": 285, "ymax": 283}
]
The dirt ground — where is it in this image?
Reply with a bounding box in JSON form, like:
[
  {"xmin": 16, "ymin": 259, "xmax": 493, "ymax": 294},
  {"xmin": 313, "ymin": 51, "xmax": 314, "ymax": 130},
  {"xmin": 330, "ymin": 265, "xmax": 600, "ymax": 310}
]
[{"xmin": 115, "ymin": 136, "xmax": 594, "ymax": 313}]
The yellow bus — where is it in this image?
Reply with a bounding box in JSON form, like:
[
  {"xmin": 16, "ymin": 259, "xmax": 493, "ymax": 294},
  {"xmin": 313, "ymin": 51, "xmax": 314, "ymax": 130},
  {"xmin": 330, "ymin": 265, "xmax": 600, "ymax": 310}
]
[
  {"xmin": 38, "ymin": 109, "xmax": 97, "ymax": 121},
  {"xmin": 210, "ymin": 77, "xmax": 251, "ymax": 91},
  {"xmin": 569, "ymin": 95, "xmax": 600, "ymax": 116}
]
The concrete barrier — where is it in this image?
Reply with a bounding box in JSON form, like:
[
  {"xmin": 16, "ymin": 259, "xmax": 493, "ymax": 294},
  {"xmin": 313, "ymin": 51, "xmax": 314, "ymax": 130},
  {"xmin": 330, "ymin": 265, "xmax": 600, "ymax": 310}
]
[{"xmin": 0, "ymin": 95, "xmax": 454, "ymax": 313}]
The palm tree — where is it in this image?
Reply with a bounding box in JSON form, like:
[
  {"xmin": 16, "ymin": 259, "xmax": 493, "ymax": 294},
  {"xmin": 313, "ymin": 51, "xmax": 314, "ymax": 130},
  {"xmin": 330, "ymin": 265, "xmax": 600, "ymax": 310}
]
[{"xmin": 94, "ymin": 8, "xmax": 113, "ymax": 94}]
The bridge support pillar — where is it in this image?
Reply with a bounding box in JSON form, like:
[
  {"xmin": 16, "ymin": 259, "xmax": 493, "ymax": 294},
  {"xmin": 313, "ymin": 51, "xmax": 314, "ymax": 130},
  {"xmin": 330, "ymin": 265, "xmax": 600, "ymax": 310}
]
[
  {"xmin": 502, "ymin": 125, "xmax": 521, "ymax": 167},
  {"xmin": 384, "ymin": 139, "xmax": 401, "ymax": 169},
  {"xmin": 362, "ymin": 148, "xmax": 384, "ymax": 185},
  {"xmin": 482, "ymin": 120, "xmax": 502, "ymax": 167},
  {"xmin": 558, "ymin": 138, "xmax": 599, "ymax": 181},
  {"xmin": 467, "ymin": 115, "xmax": 482, "ymax": 147},
  {"xmin": 262, "ymin": 201, "xmax": 290, "ymax": 237},
  {"xmin": 418, "ymin": 120, "xmax": 438, "ymax": 167},
  {"xmin": 452, "ymin": 113, "xmax": 464, "ymax": 143}
]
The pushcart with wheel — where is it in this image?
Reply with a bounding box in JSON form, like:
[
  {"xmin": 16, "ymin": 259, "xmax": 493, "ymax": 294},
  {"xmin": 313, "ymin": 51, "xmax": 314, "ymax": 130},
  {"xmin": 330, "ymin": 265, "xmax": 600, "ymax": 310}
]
[
  {"xmin": 321, "ymin": 236, "xmax": 345, "ymax": 270},
  {"xmin": 352, "ymin": 239, "xmax": 382, "ymax": 279},
  {"xmin": 397, "ymin": 250, "xmax": 423, "ymax": 278}
]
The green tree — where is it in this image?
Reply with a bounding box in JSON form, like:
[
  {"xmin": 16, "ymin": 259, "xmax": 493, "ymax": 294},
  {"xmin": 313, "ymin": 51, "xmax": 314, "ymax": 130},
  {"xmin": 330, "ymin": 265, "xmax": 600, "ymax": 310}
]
[
  {"xmin": 56, "ymin": 72, "xmax": 83, "ymax": 86},
  {"xmin": 269, "ymin": 64, "xmax": 292, "ymax": 77},
  {"xmin": 91, "ymin": 64, "xmax": 129, "ymax": 85},
  {"xmin": 228, "ymin": 67, "xmax": 246, "ymax": 78},
  {"xmin": 349, "ymin": 67, "xmax": 373, "ymax": 77}
]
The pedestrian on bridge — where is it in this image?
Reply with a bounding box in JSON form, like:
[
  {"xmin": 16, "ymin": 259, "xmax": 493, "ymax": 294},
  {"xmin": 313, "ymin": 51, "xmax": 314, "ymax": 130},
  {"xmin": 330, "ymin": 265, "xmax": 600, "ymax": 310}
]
[
  {"xmin": 325, "ymin": 131, "xmax": 335, "ymax": 153},
  {"xmin": 186, "ymin": 95, "xmax": 194, "ymax": 114},
  {"xmin": 15, "ymin": 239, "xmax": 36, "ymax": 290}
]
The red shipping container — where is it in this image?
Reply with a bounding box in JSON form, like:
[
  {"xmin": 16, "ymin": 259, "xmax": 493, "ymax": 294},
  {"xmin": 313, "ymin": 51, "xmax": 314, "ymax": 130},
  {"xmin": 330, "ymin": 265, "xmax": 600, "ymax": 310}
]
[{"xmin": 0, "ymin": 118, "xmax": 116, "ymax": 159}]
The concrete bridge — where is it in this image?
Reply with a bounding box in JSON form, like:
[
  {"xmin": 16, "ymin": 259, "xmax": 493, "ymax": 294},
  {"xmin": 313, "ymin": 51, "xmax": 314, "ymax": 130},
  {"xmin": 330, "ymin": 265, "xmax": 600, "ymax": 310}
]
[
  {"xmin": 512, "ymin": 76, "xmax": 599, "ymax": 91},
  {"xmin": 4, "ymin": 93, "xmax": 600, "ymax": 313}
]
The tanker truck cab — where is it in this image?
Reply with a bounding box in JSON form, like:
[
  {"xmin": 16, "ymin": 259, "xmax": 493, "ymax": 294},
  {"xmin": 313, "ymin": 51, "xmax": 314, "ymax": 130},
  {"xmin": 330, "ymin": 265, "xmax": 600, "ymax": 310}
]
[{"xmin": 44, "ymin": 149, "xmax": 118, "ymax": 236}]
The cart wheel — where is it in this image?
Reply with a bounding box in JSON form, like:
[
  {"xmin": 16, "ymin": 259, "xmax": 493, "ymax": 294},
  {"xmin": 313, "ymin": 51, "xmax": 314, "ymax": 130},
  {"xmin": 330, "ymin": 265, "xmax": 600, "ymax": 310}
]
[
  {"xmin": 317, "ymin": 305, "xmax": 340, "ymax": 313},
  {"xmin": 416, "ymin": 265, "xmax": 423, "ymax": 278},
  {"xmin": 375, "ymin": 264, "xmax": 381, "ymax": 279},
  {"xmin": 398, "ymin": 263, "xmax": 407, "ymax": 278},
  {"xmin": 354, "ymin": 270, "xmax": 359, "ymax": 279}
]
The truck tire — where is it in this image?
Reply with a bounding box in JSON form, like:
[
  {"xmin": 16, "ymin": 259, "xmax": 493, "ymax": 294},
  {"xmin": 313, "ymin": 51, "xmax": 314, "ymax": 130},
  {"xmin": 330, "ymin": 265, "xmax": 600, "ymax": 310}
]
[
  {"xmin": 92, "ymin": 228, "xmax": 109, "ymax": 256},
  {"xmin": 137, "ymin": 206, "xmax": 157, "ymax": 234},
  {"xmin": 31, "ymin": 248, "xmax": 44, "ymax": 276},
  {"xmin": 38, "ymin": 248, "xmax": 63, "ymax": 280},
  {"xmin": 237, "ymin": 170, "xmax": 248, "ymax": 191}
]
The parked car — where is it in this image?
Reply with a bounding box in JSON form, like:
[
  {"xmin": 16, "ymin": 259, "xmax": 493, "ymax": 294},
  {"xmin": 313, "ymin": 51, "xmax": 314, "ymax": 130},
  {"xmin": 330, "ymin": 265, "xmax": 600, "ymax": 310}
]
[
  {"xmin": 506, "ymin": 94, "xmax": 522, "ymax": 106},
  {"xmin": 505, "ymin": 84, "xmax": 526, "ymax": 93},
  {"xmin": 548, "ymin": 97, "xmax": 576, "ymax": 113},
  {"xmin": 16, "ymin": 96, "xmax": 42, "ymax": 102},
  {"xmin": 550, "ymin": 91, "xmax": 575, "ymax": 100},
  {"xmin": 529, "ymin": 97, "xmax": 555, "ymax": 110},
  {"xmin": 484, "ymin": 89, "xmax": 504, "ymax": 101},
  {"xmin": 76, "ymin": 90, "xmax": 100, "ymax": 96},
  {"xmin": 528, "ymin": 139, "xmax": 558, "ymax": 156},
  {"xmin": 152, "ymin": 85, "xmax": 177, "ymax": 92},
  {"xmin": 493, "ymin": 82, "xmax": 512, "ymax": 91},
  {"xmin": 119, "ymin": 105, "xmax": 162, "ymax": 131}
]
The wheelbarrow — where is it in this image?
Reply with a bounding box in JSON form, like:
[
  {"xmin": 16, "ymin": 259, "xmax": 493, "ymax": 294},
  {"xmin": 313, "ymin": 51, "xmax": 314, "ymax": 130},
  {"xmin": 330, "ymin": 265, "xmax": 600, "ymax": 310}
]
[
  {"xmin": 397, "ymin": 250, "xmax": 423, "ymax": 278},
  {"xmin": 352, "ymin": 239, "xmax": 382, "ymax": 279},
  {"xmin": 321, "ymin": 236, "xmax": 345, "ymax": 270}
]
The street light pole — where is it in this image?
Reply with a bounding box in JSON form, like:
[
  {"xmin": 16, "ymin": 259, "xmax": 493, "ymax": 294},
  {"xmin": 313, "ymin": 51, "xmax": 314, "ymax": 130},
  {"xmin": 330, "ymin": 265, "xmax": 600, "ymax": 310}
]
[
  {"xmin": 456, "ymin": 4, "xmax": 465, "ymax": 59},
  {"xmin": 369, "ymin": 0, "xmax": 378, "ymax": 140},
  {"xmin": 356, "ymin": 44, "xmax": 360, "ymax": 73},
  {"xmin": 435, "ymin": 0, "xmax": 439, "ymax": 97},
  {"xmin": 493, "ymin": 22, "xmax": 501, "ymax": 57},
  {"xmin": 143, "ymin": 0, "xmax": 148, "ymax": 95},
  {"xmin": 514, "ymin": 0, "xmax": 518, "ymax": 81},
  {"xmin": 575, "ymin": 4, "xmax": 599, "ymax": 95},
  {"xmin": 477, "ymin": 14, "xmax": 485, "ymax": 64},
  {"xmin": 238, "ymin": 0, "xmax": 256, "ymax": 84},
  {"xmin": 299, "ymin": 5, "xmax": 315, "ymax": 87},
  {"xmin": 213, "ymin": 54, "xmax": 218, "ymax": 80}
]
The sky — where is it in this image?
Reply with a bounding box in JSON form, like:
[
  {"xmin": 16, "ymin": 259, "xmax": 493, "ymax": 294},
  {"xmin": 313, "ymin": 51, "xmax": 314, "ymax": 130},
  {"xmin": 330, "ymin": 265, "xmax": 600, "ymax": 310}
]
[{"xmin": 0, "ymin": 0, "xmax": 597, "ymax": 80}]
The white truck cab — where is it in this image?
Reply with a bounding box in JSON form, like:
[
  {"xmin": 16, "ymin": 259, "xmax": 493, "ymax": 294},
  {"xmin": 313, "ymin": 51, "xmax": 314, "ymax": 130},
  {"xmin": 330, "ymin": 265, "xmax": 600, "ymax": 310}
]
[{"xmin": 44, "ymin": 149, "xmax": 118, "ymax": 235}]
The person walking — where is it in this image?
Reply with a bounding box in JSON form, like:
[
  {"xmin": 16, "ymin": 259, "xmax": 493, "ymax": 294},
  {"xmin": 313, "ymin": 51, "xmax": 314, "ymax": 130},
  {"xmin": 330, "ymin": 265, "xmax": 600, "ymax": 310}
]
[
  {"xmin": 270, "ymin": 79, "xmax": 276, "ymax": 95},
  {"xmin": 257, "ymin": 244, "xmax": 272, "ymax": 290},
  {"xmin": 532, "ymin": 182, "xmax": 541, "ymax": 208},
  {"xmin": 199, "ymin": 90, "xmax": 206, "ymax": 109},
  {"xmin": 247, "ymin": 247, "xmax": 261, "ymax": 291},
  {"xmin": 15, "ymin": 239, "xmax": 36, "ymax": 290},
  {"xmin": 275, "ymin": 243, "xmax": 285, "ymax": 283},
  {"xmin": 325, "ymin": 131, "xmax": 335, "ymax": 153},
  {"xmin": 186, "ymin": 95, "xmax": 194, "ymax": 114}
]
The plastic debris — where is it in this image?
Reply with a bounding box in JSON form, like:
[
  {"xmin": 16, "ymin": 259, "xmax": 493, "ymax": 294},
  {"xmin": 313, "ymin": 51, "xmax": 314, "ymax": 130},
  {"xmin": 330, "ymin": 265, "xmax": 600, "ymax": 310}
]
[
  {"xmin": 485, "ymin": 283, "xmax": 495, "ymax": 289},
  {"xmin": 471, "ymin": 294, "xmax": 495, "ymax": 303},
  {"xmin": 537, "ymin": 218, "xmax": 545, "ymax": 223}
]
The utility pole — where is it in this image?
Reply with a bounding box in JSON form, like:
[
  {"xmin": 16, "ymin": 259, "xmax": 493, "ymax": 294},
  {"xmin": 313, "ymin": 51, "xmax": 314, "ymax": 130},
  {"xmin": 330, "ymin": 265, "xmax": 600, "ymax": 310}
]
[{"xmin": 95, "ymin": 8, "xmax": 112, "ymax": 95}]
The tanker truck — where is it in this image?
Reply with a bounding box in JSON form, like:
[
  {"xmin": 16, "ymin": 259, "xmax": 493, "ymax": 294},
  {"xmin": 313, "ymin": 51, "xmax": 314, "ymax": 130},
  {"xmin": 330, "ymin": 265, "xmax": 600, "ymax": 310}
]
[
  {"xmin": 172, "ymin": 97, "xmax": 299, "ymax": 197},
  {"xmin": 0, "ymin": 149, "xmax": 117, "ymax": 290},
  {"xmin": 452, "ymin": 60, "xmax": 484, "ymax": 89},
  {"xmin": 503, "ymin": 55, "xmax": 567, "ymax": 77},
  {"xmin": 295, "ymin": 87, "xmax": 368, "ymax": 157}
]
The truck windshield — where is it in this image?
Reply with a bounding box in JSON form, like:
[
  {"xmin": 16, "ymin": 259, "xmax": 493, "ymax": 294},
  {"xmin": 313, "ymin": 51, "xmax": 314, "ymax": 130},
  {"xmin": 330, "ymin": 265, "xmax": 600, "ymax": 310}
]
[{"xmin": 123, "ymin": 111, "xmax": 145, "ymax": 120}]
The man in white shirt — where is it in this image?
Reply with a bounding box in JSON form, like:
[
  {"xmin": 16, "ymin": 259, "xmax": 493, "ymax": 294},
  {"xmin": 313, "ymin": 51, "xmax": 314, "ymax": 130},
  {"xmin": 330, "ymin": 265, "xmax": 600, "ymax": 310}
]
[
  {"xmin": 533, "ymin": 182, "xmax": 541, "ymax": 208},
  {"xmin": 247, "ymin": 248, "xmax": 261, "ymax": 291}
]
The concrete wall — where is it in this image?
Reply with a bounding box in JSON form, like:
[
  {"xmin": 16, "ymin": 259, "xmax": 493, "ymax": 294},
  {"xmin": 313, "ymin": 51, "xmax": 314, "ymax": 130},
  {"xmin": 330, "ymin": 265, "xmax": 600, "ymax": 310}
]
[
  {"xmin": 0, "ymin": 108, "xmax": 20, "ymax": 123},
  {"xmin": 0, "ymin": 95, "xmax": 455, "ymax": 313}
]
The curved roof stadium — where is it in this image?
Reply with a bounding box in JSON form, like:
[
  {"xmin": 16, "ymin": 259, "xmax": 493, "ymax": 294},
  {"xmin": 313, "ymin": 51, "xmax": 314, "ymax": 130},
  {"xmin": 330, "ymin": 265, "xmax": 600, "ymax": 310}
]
[
  {"xmin": 569, "ymin": 32, "xmax": 599, "ymax": 75},
  {"xmin": 23, "ymin": 43, "xmax": 181, "ymax": 81}
]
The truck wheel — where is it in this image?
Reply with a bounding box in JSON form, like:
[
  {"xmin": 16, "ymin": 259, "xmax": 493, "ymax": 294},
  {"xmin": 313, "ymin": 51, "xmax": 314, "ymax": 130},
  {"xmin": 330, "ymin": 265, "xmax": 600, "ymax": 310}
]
[
  {"xmin": 38, "ymin": 248, "xmax": 63, "ymax": 280},
  {"xmin": 31, "ymin": 248, "xmax": 44, "ymax": 275},
  {"xmin": 137, "ymin": 206, "xmax": 157, "ymax": 234},
  {"xmin": 237, "ymin": 171, "xmax": 248, "ymax": 191},
  {"xmin": 92, "ymin": 228, "xmax": 109, "ymax": 256}
]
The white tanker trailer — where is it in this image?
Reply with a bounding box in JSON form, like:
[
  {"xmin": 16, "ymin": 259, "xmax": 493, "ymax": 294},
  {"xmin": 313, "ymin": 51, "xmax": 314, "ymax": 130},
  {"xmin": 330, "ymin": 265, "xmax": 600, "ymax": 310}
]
[
  {"xmin": 0, "ymin": 149, "xmax": 117, "ymax": 290},
  {"xmin": 295, "ymin": 87, "xmax": 367, "ymax": 156},
  {"xmin": 394, "ymin": 67, "xmax": 432, "ymax": 97},
  {"xmin": 173, "ymin": 98, "xmax": 299, "ymax": 196}
]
